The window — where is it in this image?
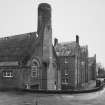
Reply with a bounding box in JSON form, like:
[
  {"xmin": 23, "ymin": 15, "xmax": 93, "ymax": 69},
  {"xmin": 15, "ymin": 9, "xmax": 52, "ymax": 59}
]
[
  {"xmin": 64, "ymin": 58, "xmax": 68, "ymax": 64},
  {"xmin": 81, "ymin": 61, "xmax": 85, "ymax": 66},
  {"xmin": 64, "ymin": 78, "xmax": 69, "ymax": 84},
  {"xmin": 64, "ymin": 58, "xmax": 68, "ymax": 75},
  {"xmin": 3, "ymin": 71, "xmax": 13, "ymax": 77},
  {"xmin": 64, "ymin": 69, "xmax": 68, "ymax": 75},
  {"xmin": 53, "ymin": 62, "xmax": 57, "ymax": 69},
  {"xmin": 31, "ymin": 60, "xmax": 39, "ymax": 77}
]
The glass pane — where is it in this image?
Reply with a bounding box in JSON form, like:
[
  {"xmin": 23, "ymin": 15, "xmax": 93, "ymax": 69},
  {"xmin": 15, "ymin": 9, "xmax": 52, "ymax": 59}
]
[
  {"xmin": 7, "ymin": 72, "xmax": 10, "ymax": 76},
  {"xmin": 31, "ymin": 60, "xmax": 39, "ymax": 77},
  {"xmin": 32, "ymin": 71, "xmax": 37, "ymax": 77},
  {"xmin": 3, "ymin": 72, "xmax": 6, "ymax": 76}
]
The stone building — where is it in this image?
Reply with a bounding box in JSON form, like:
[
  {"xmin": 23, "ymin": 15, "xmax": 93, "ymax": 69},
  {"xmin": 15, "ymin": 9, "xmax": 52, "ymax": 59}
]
[
  {"xmin": 80, "ymin": 45, "xmax": 88, "ymax": 87},
  {"xmin": 88, "ymin": 55, "xmax": 96, "ymax": 81},
  {"xmin": 0, "ymin": 3, "xmax": 61, "ymax": 90},
  {"xmin": 55, "ymin": 35, "xmax": 81, "ymax": 90},
  {"xmin": 55, "ymin": 35, "xmax": 95, "ymax": 90},
  {"xmin": 0, "ymin": 2, "xmax": 97, "ymax": 91}
]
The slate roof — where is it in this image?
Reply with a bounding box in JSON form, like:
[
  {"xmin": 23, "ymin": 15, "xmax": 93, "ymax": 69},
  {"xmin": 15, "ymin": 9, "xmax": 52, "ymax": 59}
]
[
  {"xmin": 55, "ymin": 41, "xmax": 77, "ymax": 56},
  {"xmin": 0, "ymin": 32, "xmax": 38, "ymax": 63}
]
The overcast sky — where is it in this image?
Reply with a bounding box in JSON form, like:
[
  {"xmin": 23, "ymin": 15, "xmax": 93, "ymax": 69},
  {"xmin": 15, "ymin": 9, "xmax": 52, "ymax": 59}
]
[{"xmin": 0, "ymin": 0, "xmax": 105, "ymax": 67}]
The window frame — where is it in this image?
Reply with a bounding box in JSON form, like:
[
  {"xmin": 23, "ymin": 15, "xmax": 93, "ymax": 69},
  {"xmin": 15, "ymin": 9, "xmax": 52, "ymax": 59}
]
[
  {"xmin": 64, "ymin": 69, "xmax": 68, "ymax": 75},
  {"xmin": 62, "ymin": 77, "xmax": 69, "ymax": 84},
  {"xmin": 31, "ymin": 59, "xmax": 39, "ymax": 77},
  {"xmin": 2, "ymin": 71, "xmax": 13, "ymax": 78}
]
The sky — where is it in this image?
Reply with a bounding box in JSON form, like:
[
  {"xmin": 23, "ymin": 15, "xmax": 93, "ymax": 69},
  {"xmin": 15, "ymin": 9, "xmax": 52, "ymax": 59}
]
[{"xmin": 0, "ymin": 0, "xmax": 105, "ymax": 67}]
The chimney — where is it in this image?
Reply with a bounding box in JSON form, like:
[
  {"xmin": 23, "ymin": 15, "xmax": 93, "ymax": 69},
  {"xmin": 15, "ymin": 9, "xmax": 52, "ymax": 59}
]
[
  {"xmin": 37, "ymin": 3, "xmax": 51, "ymax": 35},
  {"xmin": 54, "ymin": 38, "xmax": 58, "ymax": 47},
  {"xmin": 76, "ymin": 35, "xmax": 79, "ymax": 44}
]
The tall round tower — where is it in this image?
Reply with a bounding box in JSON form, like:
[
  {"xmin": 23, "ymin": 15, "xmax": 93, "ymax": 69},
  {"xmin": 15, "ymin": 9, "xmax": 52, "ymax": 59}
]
[{"xmin": 37, "ymin": 3, "xmax": 56, "ymax": 90}]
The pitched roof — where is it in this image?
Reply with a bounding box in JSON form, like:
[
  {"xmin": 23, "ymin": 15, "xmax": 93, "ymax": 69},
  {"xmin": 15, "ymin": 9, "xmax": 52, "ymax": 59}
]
[
  {"xmin": 80, "ymin": 45, "xmax": 88, "ymax": 57},
  {"xmin": 55, "ymin": 41, "xmax": 77, "ymax": 56},
  {"xmin": 0, "ymin": 32, "xmax": 38, "ymax": 63}
]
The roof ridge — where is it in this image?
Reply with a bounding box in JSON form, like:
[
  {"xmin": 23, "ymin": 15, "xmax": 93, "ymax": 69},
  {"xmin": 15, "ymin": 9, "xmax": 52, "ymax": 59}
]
[
  {"xmin": 58, "ymin": 41, "xmax": 76, "ymax": 45},
  {"xmin": 0, "ymin": 31, "xmax": 36, "ymax": 41}
]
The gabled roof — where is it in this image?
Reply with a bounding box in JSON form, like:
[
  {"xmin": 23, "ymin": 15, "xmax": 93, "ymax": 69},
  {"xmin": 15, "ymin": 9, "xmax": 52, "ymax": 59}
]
[
  {"xmin": 0, "ymin": 32, "xmax": 38, "ymax": 63},
  {"xmin": 55, "ymin": 41, "xmax": 77, "ymax": 56},
  {"xmin": 80, "ymin": 45, "xmax": 88, "ymax": 57},
  {"xmin": 80, "ymin": 45, "xmax": 88, "ymax": 52}
]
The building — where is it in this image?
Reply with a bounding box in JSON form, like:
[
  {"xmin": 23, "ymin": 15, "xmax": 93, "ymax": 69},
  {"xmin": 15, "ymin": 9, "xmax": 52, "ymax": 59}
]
[
  {"xmin": 55, "ymin": 35, "xmax": 96, "ymax": 90},
  {"xmin": 88, "ymin": 55, "xmax": 96, "ymax": 81},
  {"xmin": 0, "ymin": 3, "xmax": 61, "ymax": 90},
  {"xmin": 55, "ymin": 36, "xmax": 81, "ymax": 90},
  {"xmin": 0, "ymin": 2, "xmax": 97, "ymax": 91},
  {"xmin": 80, "ymin": 45, "xmax": 88, "ymax": 88}
]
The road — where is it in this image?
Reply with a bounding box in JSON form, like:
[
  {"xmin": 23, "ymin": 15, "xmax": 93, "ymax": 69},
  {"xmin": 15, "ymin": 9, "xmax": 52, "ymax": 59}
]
[{"xmin": 0, "ymin": 88, "xmax": 105, "ymax": 105}]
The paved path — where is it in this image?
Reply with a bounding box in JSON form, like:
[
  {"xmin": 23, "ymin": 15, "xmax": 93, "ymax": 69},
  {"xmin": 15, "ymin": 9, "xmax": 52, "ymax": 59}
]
[
  {"xmin": 85, "ymin": 80, "xmax": 96, "ymax": 89},
  {"xmin": 0, "ymin": 87, "xmax": 105, "ymax": 105},
  {"xmin": 81, "ymin": 80, "xmax": 96, "ymax": 90}
]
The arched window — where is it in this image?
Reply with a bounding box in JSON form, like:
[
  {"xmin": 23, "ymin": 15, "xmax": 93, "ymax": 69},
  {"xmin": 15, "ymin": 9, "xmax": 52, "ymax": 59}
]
[{"xmin": 31, "ymin": 59, "xmax": 39, "ymax": 77}]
